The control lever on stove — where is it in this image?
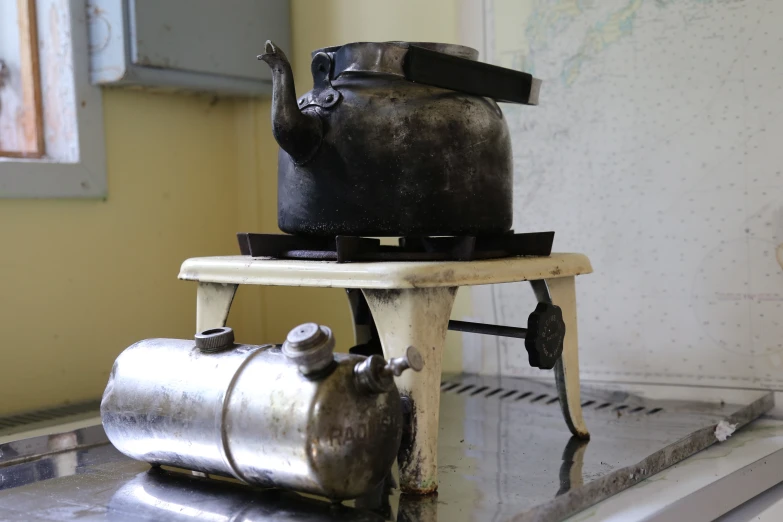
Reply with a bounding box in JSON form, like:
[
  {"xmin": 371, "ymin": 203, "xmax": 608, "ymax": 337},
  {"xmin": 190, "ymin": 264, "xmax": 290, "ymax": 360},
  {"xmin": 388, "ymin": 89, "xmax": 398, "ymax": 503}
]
[{"xmin": 448, "ymin": 302, "xmax": 566, "ymax": 370}]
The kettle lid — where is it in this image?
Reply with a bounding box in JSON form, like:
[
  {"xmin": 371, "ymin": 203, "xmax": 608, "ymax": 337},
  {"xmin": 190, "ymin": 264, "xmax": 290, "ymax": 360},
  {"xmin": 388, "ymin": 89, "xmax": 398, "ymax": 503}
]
[
  {"xmin": 311, "ymin": 41, "xmax": 478, "ymax": 61},
  {"xmin": 312, "ymin": 41, "xmax": 540, "ymax": 106}
]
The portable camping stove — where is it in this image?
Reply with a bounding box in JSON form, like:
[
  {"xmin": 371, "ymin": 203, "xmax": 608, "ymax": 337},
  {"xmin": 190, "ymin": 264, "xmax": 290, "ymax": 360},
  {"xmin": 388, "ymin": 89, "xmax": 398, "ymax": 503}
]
[
  {"xmin": 2, "ymin": 235, "xmax": 777, "ymax": 521},
  {"xmin": 177, "ymin": 231, "xmax": 593, "ymax": 494}
]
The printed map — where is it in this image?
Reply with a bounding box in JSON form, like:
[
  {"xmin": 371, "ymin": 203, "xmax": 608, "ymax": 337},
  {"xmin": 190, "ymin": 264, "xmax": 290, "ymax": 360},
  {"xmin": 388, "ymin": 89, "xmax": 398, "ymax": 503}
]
[{"xmin": 469, "ymin": 0, "xmax": 783, "ymax": 388}]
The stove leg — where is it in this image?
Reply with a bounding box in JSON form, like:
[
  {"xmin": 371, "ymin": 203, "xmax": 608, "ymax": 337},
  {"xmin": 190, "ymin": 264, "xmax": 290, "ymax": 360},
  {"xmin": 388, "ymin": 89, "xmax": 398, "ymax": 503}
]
[
  {"xmin": 195, "ymin": 282, "xmax": 238, "ymax": 332},
  {"xmin": 362, "ymin": 287, "xmax": 458, "ymax": 495},
  {"xmin": 533, "ymin": 277, "xmax": 590, "ymax": 439},
  {"xmin": 192, "ymin": 282, "xmax": 237, "ymax": 480}
]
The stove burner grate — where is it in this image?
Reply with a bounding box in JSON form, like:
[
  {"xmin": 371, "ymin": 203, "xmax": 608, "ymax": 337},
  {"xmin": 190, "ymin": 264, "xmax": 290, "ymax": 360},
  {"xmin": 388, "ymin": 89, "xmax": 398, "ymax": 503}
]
[{"xmin": 237, "ymin": 231, "xmax": 555, "ymax": 263}]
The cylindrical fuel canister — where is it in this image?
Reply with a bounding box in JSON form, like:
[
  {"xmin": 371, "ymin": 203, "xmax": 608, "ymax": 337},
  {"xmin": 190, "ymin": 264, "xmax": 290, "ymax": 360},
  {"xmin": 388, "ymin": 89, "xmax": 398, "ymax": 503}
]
[{"xmin": 101, "ymin": 325, "xmax": 421, "ymax": 500}]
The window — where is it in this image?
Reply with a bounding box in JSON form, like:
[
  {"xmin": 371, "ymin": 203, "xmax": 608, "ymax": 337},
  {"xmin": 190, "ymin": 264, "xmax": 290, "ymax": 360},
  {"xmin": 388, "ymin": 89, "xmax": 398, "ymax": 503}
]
[
  {"xmin": 0, "ymin": 0, "xmax": 44, "ymax": 158},
  {"xmin": 0, "ymin": 0, "xmax": 106, "ymax": 198}
]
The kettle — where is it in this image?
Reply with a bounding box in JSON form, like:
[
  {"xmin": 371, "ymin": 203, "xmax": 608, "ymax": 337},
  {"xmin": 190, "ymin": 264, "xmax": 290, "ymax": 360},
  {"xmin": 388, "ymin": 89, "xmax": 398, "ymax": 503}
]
[{"xmin": 259, "ymin": 41, "xmax": 540, "ymax": 237}]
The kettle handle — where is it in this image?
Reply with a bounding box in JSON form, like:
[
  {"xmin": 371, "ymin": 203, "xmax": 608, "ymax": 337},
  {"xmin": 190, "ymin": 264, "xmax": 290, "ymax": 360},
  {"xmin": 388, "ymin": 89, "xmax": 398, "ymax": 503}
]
[{"xmin": 402, "ymin": 45, "xmax": 540, "ymax": 105}]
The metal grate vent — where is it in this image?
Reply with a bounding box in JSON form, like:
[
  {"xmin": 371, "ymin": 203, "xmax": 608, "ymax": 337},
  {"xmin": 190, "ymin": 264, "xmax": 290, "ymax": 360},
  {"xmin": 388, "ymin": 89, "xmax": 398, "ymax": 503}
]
[
  {"xmin": 441, "ymin": 380, "xmax": 664, "ymax": 415},
  {"xmin": 0, "ymin": 400, "xmax": 101, "ymax": 433}
]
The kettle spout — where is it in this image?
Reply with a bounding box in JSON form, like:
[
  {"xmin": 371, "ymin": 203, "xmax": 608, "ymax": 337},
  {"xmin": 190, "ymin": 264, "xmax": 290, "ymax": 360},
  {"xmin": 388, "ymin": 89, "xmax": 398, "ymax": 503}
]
[{"xmin": 258, "ymin": 41, "xmax": 322, "ymax": 164}]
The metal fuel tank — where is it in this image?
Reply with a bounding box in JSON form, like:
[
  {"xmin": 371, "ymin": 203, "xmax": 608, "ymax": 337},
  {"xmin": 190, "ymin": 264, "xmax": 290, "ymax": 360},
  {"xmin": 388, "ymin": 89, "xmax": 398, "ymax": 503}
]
[{"xmin": 101, "ymin": 323, "xmax": 422, "ymax": 500}]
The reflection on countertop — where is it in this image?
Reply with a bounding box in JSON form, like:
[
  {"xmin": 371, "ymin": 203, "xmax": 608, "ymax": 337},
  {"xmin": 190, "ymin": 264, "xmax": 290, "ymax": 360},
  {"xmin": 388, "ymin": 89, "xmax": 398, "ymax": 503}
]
[{"xmin": 109, "ymin": 468, "xmax": 388, "ymax": 522}]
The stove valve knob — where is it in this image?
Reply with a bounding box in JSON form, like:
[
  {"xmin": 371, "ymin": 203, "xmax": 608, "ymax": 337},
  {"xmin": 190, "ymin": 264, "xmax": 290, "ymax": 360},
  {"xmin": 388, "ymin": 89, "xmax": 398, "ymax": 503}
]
[
  {"xmin": 354, "ymin": 346, "xmax": 424, "ymax": 395},
  {"xmin": 525, "ymin": 303, "xmax": 566, "ymax": 370}
]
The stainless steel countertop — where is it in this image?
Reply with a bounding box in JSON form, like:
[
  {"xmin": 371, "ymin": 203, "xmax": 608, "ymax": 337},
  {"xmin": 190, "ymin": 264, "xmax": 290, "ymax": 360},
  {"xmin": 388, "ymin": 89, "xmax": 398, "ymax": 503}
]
[{"xmin": 0, "ymin": 374, "xmax": 771, "ymax": 521}]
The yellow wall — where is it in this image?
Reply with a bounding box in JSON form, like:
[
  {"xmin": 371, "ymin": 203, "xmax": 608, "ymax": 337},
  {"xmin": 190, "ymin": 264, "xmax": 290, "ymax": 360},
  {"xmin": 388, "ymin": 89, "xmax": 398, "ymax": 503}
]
[
  {"xmin": 0, "ymin": 90, "xmax": 244, "ymax": 414},
  {"xmin": 0, "ymin": 0, "xmax": 469, "ymax": 415},
  {"xmin": 290, "ymin": 0, "xmax": 458, "ymax": 82}
]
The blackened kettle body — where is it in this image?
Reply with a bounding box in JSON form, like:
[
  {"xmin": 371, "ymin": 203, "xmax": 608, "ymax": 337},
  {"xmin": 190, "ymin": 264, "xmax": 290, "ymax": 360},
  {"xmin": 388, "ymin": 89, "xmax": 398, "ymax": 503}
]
[{"xmin": 259, "ymin": 41, "xmax": 540, "ymax": 237}]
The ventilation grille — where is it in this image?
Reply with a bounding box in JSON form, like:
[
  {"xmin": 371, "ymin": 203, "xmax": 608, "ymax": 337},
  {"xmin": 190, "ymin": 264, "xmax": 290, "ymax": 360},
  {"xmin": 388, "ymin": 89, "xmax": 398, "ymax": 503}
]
[
  {"xmin": 441, "ymin": 381, "xmax": 663, "ymax": 415},
  {"xmin": 0, "ymin": 400, "xmax": 101, "ymax": 433}
]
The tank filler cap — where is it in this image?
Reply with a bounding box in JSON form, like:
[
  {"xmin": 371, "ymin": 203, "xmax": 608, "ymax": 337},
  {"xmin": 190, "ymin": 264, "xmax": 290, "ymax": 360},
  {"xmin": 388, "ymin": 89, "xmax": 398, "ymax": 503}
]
[
  {"xmin": 283, "ymin": 323, "xmax": 336, "ymax": 376},
  {"xmin": 195, "ymin": 327, "xmax": 235, "ymax": 353}
]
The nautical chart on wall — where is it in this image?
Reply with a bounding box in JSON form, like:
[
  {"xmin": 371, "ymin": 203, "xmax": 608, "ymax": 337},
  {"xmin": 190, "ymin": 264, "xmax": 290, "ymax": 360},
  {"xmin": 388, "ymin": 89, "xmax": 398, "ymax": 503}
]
[{"xmin": 465, "ymin": 0, "xmax": 783, "ymax": 388}]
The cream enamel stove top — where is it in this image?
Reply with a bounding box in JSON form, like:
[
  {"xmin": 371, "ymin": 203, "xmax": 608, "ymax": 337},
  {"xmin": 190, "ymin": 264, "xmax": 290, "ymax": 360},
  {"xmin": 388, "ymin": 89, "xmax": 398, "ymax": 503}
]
[{"xmin": 178, "ymin": 252, "xmax": 594, "ymax": 495}]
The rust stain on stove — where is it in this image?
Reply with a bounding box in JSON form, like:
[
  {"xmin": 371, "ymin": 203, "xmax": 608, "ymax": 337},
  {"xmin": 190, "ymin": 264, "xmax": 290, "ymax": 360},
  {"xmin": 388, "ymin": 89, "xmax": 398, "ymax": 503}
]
[
  {"xmin": 397, "ymin": 394, "xmax": 437, "ymax": 495},
  {"xmin": 404, "ymin": 269, "xmax": 456, "ymax": 288},
  {"xmin": 364, "ymin": 288, "xmax": 402, "ymax": 306},
  {"xmin": 397, "ymin": 390, "xmax": 438, "ymax": 496}
]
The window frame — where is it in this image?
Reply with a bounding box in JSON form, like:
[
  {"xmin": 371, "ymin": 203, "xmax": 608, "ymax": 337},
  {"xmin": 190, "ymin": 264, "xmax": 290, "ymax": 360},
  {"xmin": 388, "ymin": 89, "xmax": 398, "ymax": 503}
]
[{"xmin": 0, "ymin": 0, "xmax": 107, "ymax": 199}]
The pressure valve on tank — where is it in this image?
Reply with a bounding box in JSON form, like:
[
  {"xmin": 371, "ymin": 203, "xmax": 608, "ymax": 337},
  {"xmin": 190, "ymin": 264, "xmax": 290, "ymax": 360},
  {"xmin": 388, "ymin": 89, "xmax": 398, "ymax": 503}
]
[
  {"xmin": 282, "ymin": 322, "xmax": 423, "ymax": 393},
  {"xmin": 101, "ymin": 323, "xmax": 423, "ymax": 500}
]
